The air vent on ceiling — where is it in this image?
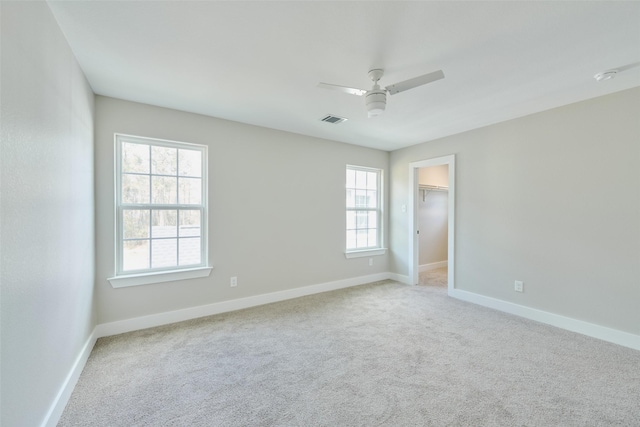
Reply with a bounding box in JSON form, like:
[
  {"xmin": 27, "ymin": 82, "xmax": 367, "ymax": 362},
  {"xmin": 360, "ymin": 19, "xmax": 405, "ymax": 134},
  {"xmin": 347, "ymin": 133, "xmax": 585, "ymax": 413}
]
[{"xmin": 320, "ymin": 115, "xmax": 348, "ymax": 124}]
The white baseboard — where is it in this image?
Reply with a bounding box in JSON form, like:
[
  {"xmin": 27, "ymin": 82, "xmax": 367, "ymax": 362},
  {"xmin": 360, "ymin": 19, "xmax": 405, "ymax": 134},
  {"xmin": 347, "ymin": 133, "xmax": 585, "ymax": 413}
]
[
  {"xmin": 44, "ymin": 272, "xmax": 394, "ymax": 426},
  {"xmin": 419, "ymin": 260, "xmax": 448, "ymax": 272},
  {"xmin": 449, "ymin": 288, "xmax": 640, "ymax": 351},
  {"xmin": 42, "ymin": 329, "xmax": 98, "ymax": 427},
  {"xmin": 388, "ymin": 272, "xmax": 411, "ymax": 285},
  {"xmin": 96, "ymin": 272, "xmax": 393, "ymax": 338},
  {"xmin": 42, "ymin": 273, "xmax": 639, "ymax": 427}
]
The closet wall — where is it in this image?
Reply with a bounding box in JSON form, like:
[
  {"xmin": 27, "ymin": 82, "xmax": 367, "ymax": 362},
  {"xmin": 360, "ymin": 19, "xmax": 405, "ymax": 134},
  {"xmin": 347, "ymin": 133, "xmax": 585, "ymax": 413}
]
[{"xmin": 418, "ymin": 165, "xmax": 448, "ymax": 268}]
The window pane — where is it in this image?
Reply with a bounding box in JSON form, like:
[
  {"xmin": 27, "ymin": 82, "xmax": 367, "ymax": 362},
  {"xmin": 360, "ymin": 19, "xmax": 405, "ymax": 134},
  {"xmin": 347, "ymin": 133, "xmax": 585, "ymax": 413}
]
[
  {"xmin": 356, "ymin": 230, "xmax": 368, "ymax": 248},
  {"xmin": 122, "ymin": 143, "xmax": 149, "ymax": 173},
  {"xmin": 122, "ymin": 174, "xmax": 150, "ymax": 204},
  {"xmin": 179, "ymin": 149, "xmax": 202, "ymax": 177},
  {"xmin": 178, "ymin": 177, "xmax": 202, "ymax": 205},
  {"xmin": 123, "ymin": 240, "xmax": 149, "ymax": 271},
  {"xmin": 179, "ymin": 238, "xmax": 201, "ymax": 265},
  {"xmin": 180, "ymin": 210, "xmax": 201, "ymax": 237},
  {"xmin": 346, "ymin": 166, "xmax": 381, "ymax": 252},
  {"xmin": 346, "ymin": 230, "xmax": 357, "ymax": 250},
  {"xmin": 152, "ymin": 146, "xmax": 177, "ymax": 175},
  {"xmin": 123, "ymin": 209, "xmax": 149, "ymax": 239},
  {"xmin": 368, "ymin": 229, "xmax": 378, "ymax": 247},
  {"xmin": 356, "ymin": 211, "xmax": 368, "ymax": 229},
  {"xmin": 367, "ymin": 172, "xmax": 377, "ymax": 190},
  {"xmin": 152, "ymin": 210, "xmax": 177, "ymax": 238},
  {"xmin": 151, "ymin": 176, "xmax": 177, "ymax": 204},
  {"xmin": 346, "ymin": 169, "xmax": 356, "ymax": 188},
  {"xmin": 355, "ymin": 170, "xmax": 367, "ymax": 189},
  {"xmin": 367, "ymin": 190, "xmax": 377, "ymax": 208},
  {"xmin": 117, "ymin": 136, "xmax": 207, "ymax": 275},
  {"xmin": 355, "ymin": 190, "xmax": 368, "ymax": 208},
  {"xmin": 368, "ymin": 211, "xmax": 377, "ymax": 229},
  {"xmin": 151, "ymin": 239, "xmax": 177, "ymax": 268},
  {"xmin": 346, "ymin": 189, "xmax": 355, "ymax": 208},
  {"xmin": 346, "ymin": 211, "xmax": 356, "ymax": 230}
]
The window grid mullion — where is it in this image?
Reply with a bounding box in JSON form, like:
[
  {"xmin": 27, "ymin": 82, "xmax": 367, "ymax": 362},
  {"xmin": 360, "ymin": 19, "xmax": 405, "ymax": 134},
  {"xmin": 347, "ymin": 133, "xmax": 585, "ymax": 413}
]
[
  {"xmin": 176, "ymin": 210, "xmax": 181, "ymax": 265},
  {"xmin": 116, "ymin": 135, "xmax": 207, "ymax": 275},
  {"xmin": 176, "ymin": 149, "xmax": 180, "ymax": 205},
  {"xmin": 346, "ymin": 165, "xmax": 381, "ymax": 251},
  {"xmin": 147, "ymin": 144, "xmax": 153, "ymax": 205},
  {"xmin": 121, "ymin": 204, "xmax": 204, "ymax": 210},
  {"xmin": 123, "ymin": 171, "xmax": 183, "ymax": 178},
  {"xmin": 148, "ymin": 208, "xmax": 152, "ymax": 269},
  {"xmin": 118, "ymin": 206, "xmax": 123, "ymax": 272},
  {"xmin": 147, "ymin": 145, "xmax": 153, "ymax": 269}
]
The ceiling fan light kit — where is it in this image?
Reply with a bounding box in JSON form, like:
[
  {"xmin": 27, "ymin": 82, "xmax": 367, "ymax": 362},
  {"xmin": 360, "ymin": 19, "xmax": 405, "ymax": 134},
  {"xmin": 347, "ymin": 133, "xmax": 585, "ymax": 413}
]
[
  {"xmin": 365, "ymin": 69, "xmax": 386, "ymax": 117},
  {"xmin": 318, "ymin": 68, "xmax": 445, "ymax": 118},
  {"xmin": 366, "ymin": 89, "xmax": 387, "ymax": 117}
]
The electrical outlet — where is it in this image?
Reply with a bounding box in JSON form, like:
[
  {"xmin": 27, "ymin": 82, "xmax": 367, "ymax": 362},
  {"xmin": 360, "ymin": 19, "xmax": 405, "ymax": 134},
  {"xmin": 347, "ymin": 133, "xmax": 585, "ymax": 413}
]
[
  {"xmin": 369, "ymin": 258, "xmax": 373, "ymax": 266},
  {"xmin": 230, "ymin": 276, "xmax": 238, "ymax": 287},
  {"xmin": 514, "ymin": 280, "xmax": 524, "ymax": 292}
]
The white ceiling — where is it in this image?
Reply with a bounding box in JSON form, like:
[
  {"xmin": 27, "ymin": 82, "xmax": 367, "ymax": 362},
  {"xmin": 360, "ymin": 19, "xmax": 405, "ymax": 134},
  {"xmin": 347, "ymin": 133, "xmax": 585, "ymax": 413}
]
[{"xmin": 47, "ymin": 1, "xmax": 640, "ymax": 152}]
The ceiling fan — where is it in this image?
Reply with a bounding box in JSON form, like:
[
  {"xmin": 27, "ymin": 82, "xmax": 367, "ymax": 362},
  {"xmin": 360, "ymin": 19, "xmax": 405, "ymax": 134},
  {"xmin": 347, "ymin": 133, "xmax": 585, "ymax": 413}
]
[{"xmin": 318, "ymin": 68, "xmax": 444, "ymax": 118}]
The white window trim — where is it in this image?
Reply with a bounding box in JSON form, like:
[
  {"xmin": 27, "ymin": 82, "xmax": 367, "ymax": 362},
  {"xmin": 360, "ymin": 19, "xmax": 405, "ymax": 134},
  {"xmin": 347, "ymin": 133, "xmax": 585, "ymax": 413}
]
[
  {"xmin": 108, "ymin": 266, "xmax": 213, "ymax": 288},
  {"xmin": 345, "ymin": 165, "xmax": 384, "ymax": 257},
  {"xmin": 110, "ymin": 133, "xmax": 211, "ymax": 288},
  {"xmin": 344, "ymin": 248, "xmax": 387, "ymax": 259}
]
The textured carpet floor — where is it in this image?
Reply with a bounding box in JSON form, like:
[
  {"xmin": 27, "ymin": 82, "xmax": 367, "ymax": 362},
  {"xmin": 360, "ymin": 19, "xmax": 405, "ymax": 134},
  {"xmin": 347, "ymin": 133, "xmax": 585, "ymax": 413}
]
[{"xmin": 59, "ymin": 269, "xmax": 640, "ymax": 426}]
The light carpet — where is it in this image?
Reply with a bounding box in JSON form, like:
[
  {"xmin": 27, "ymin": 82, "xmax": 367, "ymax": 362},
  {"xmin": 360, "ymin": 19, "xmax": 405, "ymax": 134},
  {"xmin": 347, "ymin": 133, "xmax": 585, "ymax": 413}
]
[{"xmin": 59, "ymin": 269, "xmax": 640, "ymax": 426}]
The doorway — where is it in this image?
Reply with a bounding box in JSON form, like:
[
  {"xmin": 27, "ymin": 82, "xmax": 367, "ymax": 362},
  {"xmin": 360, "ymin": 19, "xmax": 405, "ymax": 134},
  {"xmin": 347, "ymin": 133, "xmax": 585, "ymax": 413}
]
[
  {"xmin": 408, "ymin": 155, "xmax": 455, "ymax": 291},
  {"xmin": 417, "ymin": 164, "xmax": 449, "ymax": 287}
]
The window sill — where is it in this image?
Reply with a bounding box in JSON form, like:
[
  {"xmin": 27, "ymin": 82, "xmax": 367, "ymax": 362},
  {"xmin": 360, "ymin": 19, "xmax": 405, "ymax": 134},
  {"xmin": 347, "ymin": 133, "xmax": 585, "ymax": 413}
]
[
  {"xmin": 108, "ymin": 267, "xmax": 213, "ymax": 288},
  {"xmin": 344, "ymin": 248, "xmax": 387, "ymax": 259}
]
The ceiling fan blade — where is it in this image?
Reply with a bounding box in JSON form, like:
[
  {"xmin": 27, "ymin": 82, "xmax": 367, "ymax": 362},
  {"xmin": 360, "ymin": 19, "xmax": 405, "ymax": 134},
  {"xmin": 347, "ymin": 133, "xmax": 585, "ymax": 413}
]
[
  {"xmin": 317, "ymin": 82, "xmax": 367, "ymax": 96},
  {"xmin": 385, "ymin": 70, "xmax": 445, "ymax": 95}
]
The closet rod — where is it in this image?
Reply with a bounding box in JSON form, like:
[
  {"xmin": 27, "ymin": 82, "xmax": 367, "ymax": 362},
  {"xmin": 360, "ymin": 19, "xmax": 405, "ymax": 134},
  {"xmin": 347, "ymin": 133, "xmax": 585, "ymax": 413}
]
[
  {"xmin": 419, "ymin": 185, "xmax": 448, "ymax": 202},
  {"xmin": 419, "ymin": 185, "xmax": 448, "ymax": 192}
]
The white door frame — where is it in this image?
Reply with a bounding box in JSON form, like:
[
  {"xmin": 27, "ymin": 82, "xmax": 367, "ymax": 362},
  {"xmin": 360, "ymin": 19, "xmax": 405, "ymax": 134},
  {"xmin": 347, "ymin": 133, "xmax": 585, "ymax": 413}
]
[{"xmin": 408, "ymin": 155, "xmax": 455, "ymax": 291}]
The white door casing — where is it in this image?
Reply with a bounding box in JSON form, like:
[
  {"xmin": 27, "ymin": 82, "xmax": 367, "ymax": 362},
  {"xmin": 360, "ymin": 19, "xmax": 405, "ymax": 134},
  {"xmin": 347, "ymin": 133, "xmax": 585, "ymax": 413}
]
[{"xmin": 408, "ymin": 155, "xmax": 455, "ymax": 291}]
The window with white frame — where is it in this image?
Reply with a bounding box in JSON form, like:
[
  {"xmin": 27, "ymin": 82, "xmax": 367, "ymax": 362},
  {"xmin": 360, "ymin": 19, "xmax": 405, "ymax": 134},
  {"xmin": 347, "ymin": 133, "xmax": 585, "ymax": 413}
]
[
  {"xmin": 115, "ymin": 134, "xmax": 207, "ymax": 276},
  {"xmin": 346, "ymin": 165, "xmax": 382, "ymax": 252}
]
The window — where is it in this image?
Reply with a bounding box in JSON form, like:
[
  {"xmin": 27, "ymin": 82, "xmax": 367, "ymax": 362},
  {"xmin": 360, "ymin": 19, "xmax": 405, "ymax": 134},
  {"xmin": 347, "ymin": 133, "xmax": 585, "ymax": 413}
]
[
  {"xmin": 346, "ymin": 165, "xmax": 384, "ymax": 257},
  {"xmin": 111, "ymin": 134, "xmax": 209, "ymax": 286}
]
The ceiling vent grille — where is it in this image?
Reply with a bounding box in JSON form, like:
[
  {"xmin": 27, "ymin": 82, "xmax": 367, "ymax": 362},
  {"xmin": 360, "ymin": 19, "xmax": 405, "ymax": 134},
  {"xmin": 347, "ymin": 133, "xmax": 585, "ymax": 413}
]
[{"xmin": 320, "ymin": 115, "xmax": 348, "ymax": 124}]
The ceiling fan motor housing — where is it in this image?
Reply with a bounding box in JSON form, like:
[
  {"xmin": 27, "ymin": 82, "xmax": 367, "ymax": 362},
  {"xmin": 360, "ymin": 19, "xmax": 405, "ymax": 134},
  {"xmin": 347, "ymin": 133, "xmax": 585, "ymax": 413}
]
[{"xmin": 366, "ymin": 89, "xmax": 386, "ymax": 117}]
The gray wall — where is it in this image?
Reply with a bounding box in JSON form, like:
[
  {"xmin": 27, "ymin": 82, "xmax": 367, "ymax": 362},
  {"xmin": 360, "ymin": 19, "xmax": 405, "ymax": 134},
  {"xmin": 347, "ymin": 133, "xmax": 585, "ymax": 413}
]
[
  {"xmin": 95, "ymin": 96, "xmax": 389, "ymax": 324},
  {"xmin": 2, "ymin": 3, "xmax": 637, "ymax": 424},
  {"xmin": 418, "ymin": 191, "xmax": 448, "ymax": 266},
  {"xmin": 390, "ymin": 87, "xmax": 640, "ymax": 335},
  {"xmin": 0, "ymin": 2, "xmax": 96, "ymax": 426}
]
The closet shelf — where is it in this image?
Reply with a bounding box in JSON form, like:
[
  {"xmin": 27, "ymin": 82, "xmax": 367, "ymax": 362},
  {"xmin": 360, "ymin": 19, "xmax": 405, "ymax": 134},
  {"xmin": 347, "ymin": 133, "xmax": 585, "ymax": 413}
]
[
  {"xmin": 419, "ymin": 185, "xmax": 448, "ymax": 202},
  {"xmin": 419, "ymin": 185, "xmax": 448, "ymax": 192}
]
